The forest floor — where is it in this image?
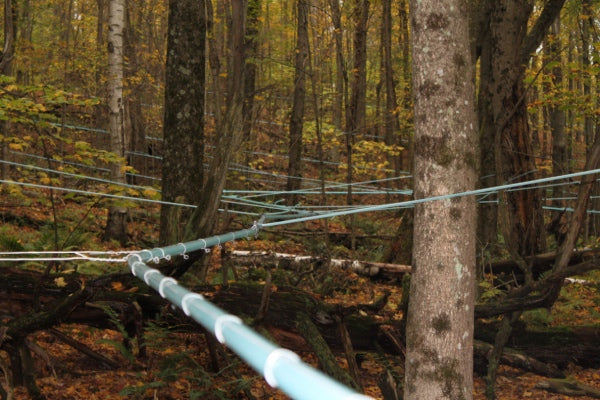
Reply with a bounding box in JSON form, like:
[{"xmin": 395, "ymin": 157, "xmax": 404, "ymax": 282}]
[
  {"xmin": 7, "ymin": 254, "xmax": 600, "ymax": 400},
  {"xmin": 2, "ymin": 194, "xmax": 600, "ymax": 399}
]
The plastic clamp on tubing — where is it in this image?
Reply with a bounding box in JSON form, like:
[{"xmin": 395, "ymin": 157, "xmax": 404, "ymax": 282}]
[
  {"xmin": 213, "ymin": 314, "xmax": 242, "ymax": 344},
  {"xmin": 158, "ymin": 277, "xmax": 177, "ymax": 298},
  {"xmin": 263, "ymin": 348, "xmax": 301, "ymax": 388},
  {"xmin": 181, "ymin": 293, "xmax": 204, "ymax": 316}
]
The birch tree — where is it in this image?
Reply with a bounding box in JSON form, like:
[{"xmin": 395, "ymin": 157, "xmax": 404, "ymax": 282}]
[
  {"xmin": 404, "ymin": 1, "xmax": 478, "ymax": 399},
  {"xmin": 103, "ymin": 0, "xmax": 127, "ymax": 244}
]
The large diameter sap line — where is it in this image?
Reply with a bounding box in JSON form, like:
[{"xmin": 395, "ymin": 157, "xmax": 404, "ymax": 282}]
[
  {"xmin": 136, "ymin": 221, "xmax": 263, "ymax": 262},
  {"xmin": 128, "ymin": 259, "xmax": 372, "ymax": 400}
]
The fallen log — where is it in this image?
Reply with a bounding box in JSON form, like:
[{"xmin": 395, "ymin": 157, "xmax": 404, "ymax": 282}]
[
  {"xmin": 473, "ymin": 340, "xmax": 564, "ymax": 378},
  {"xmin": 228, "ymin": 248, "xmax": 600, "ymax": 282},
  {"xmin": 227, "ymin": 250, "xmax": 412, "ymax": 278},
  {"xmin": 535, "ymin": 378, "xmax": 600, "ymax": 398},
  {"xmin": 482, "ymin": 248, "xmax": 600, "ymax": 282}
]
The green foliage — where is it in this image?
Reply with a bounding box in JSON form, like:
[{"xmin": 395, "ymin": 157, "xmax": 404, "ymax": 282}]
[
  {"xmin": 96, "ymin": 304, "xmax": 136, "ymax": 364},
  {"xmin": 0, "ymin": 227, "xmax": 25, "ymax": 252},
  {"xmin": 130, "ymin": 320, "xmax": 257, "ymax": 399},
  {"xmin": 478, "ymin": 279, "xmax": 504, "ymax": 303},
  {"xmin": 521, "ymin": 308, "xmax": 553, "ymax": 328}
]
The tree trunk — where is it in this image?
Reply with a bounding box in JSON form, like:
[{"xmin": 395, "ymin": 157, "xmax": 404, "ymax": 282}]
[
  {"xmin": 486, "ymin": 0, "xmax": 566, "ymax": 259},
  {"xmin": 345, "ymin": 0, "xmax": 370, "ymax": 250},
  {"xmin": 405, "ymin": 2, "xmax": 478, "ymax": 400},
  {"xmin": 182, "ymin": 1, "xmax": 246, "ymax": 248},
  {"xmin": 159, "ymin": 0, "xmax": 206, "ymax": 245},
  {"xmin": 547, "ymin": 17, "xmax": 569, "ymax": 242},
  {"xmin": 381, "ymin": 0, "xmax": 400, "ymax": 178},
  {"xmin": 286, "ymin": 0, "xmax": 308, "ymax": 206},
  {"xmin": 0, "ymin": 0, "xmax": 14, "ymax": 182},
  {"xmin": 329, "ymin": 0, "xmax": 345, "ymax": 130},
  {"xmin": 103, "ymin": 0, "xmax": 128, "ymax": 245},
  {"xmin": 475, "ymin": 0, "xmax": 499, "ymax": 257},
  {"xmin": 123, "ymin": 4, "xmax": 148, "ymax": 186},
  {"xmin": 242, "ymin": 0, "xmax": 260, "ymax": 142}
]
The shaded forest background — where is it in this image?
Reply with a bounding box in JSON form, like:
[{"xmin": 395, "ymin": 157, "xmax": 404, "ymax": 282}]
[{"xmin": 1, "ymin": 0, "xmax": 600, "ymax": 399}]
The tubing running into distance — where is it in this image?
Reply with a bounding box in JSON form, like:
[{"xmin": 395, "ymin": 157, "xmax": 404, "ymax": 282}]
[{"xmin": 127, "ymin": 219, "xmax": 373, "ymax": 400}]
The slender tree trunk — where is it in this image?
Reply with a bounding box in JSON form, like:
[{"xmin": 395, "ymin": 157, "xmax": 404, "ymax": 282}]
[
  {"xmin": 242, "ymin": 0, "xmax": 260, "ymax": 141},
  {"xmin": 159, "ymin": 0, "xmax": 206, "ymax": 245},
  {"xmin": 547, "ymin": 17, "xmax": 568, "ymax": 241},
  {"xmin": 398, "ymin": 0, "xmax": 412, "ymax": 171},
  {"xmin": 405, "ymin": 1, "xmax": 478, "ymax": 399},
  {"xmin": 123, "ymin": 3, "xmax": 148, "ymax": 185},
  {"xmin": 329, "ymin": 0, "xmax": 345, "ymax": 131},
  {"xmin": 182, "ymin": 1, "xmax": 246, "ymax": 245},
  {"xmin": 286, "ymin": 0, "xmax": 309, "ymax": 205},
  {"xmin": 476, "ymin": 1, "xmax": 498, "ymax": 256},
  {"xmin": 581, "ymin": 0, "xmax": 599, "ymax": 237},
  {"xmin": 94, "ymin": 0, "xmax": 107, "ymax": 138},
  {"xmin": 382, "ymin": 0, "xmax": 400, "ymax": 179},
  {"xmin": 1, "ymin": 0, "xmax": 14, "ymax": 182},
  {"xmin": 206, "ymin": 0, "xmax": 222, "ymax": 129},
  {"xmin": 0, "ymin": 0, "xmax": 14, "ymax": 74},
  {"xmin": 103, "ymin": 0, "xmax": 128, "ymax": 245},
  {"xmin": 345, "ymin": 0, "xmax": 369, "ymax": 250}
]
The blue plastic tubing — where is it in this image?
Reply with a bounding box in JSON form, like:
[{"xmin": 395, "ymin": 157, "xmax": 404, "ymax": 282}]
[{"xmin": 128, "ymin": 224, "xmax": 373, "ymax": 400}]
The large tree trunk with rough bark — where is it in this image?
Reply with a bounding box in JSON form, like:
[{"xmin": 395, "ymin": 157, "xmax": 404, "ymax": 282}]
[
  {"xmin": 159, "ymin": 0, "xmax": 206, "ymax": 245},
  {"xmin": 480, "ymin": 0, "xmax": 566, "ymax": 259},
  {"xmin": 181, "ymin": 1, "xmax": 246, "ymax": 250},
  {"xmin": 404, "ymin": 2, "xmax": 479, "ymax": 400}
]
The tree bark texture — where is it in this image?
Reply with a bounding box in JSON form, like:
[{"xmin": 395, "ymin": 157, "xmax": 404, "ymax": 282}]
[
  {"xmin": 329, "ymin": 0, "xmax": 346, "ymax": 130},
  {"xmin": 182, "ymin": 1, "xmax": 246, "ymax": 244},
  {"xmin": 159, "ymin": 0, "xmax": 206, "ymax": 245},
  {"xmin": 103, "ymin": 0, "xmax": 127, "ymax": 245},
  {"xmin": 286, "ymin": 0, "xmax": 309, "ymax": 205},
  {"xmin": 482, "ymin": 0, "xmax": 565, "ymax": 258},
  {"xmin": 405, "ymin": 1, "xmax": 478, "ymax": 400},
  {"xmin": 381, "ymin": 0, "xmax": 400, "ymax": 176},
  {"xmin": 242, "ymin": 0, "xmax": 260, "ymax": 141}
]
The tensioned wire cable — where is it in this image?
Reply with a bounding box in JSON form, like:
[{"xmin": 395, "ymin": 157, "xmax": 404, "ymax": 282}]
[
  {"xmin": 3, "ymin": 150, "xmax": 597, "ymax": 218},
  {"xmin": 0, "ymin": 159, "xmax": 160, "ymax": 193},
  {"xmin": 1, "ymin": 170, "xmax": 594, "ymax": 222},
  {"xmin": 0, "ymin": 250, "xmax": 134, "ymax": 263},
  {"xmin": 0, "ymin": 178, "xmax": 193, "ymax": 208},
  {"xmin": 260, "ymin": 168, "xmax": 600, "ymax": 228}
]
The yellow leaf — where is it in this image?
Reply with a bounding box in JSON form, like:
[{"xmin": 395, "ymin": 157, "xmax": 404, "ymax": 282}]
[
  {"xmin": 111, "ymin": 281, "xmax": 125, "ymax": 291},
  {"xmin": 8, "ymin": 143, "xmax": 23, "ymax": 151},
  {"xmin": 54, "ymin": 277, "xmax": 67, "ymax": 288}
]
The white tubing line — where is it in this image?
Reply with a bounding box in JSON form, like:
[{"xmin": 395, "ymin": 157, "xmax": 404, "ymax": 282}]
[
  {"xmin": 263, "ymin": 348, "xmax": 301, "ymax": 388},
  {"xmin": 213, "ymin": 314, "xmax": 242, "ymax": 344},
  {"xmin": 181, "ymin": 293, "xmax": 204, "ymax": 316}
]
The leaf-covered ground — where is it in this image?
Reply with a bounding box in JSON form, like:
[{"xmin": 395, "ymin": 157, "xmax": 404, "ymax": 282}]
[
  {"xmin": 7, "ymin": 266, "xmax": 600, "ymax": 400},
  {"xmin": 2, "ymin": 195, "xmax": 600, "ymax": 399}
]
